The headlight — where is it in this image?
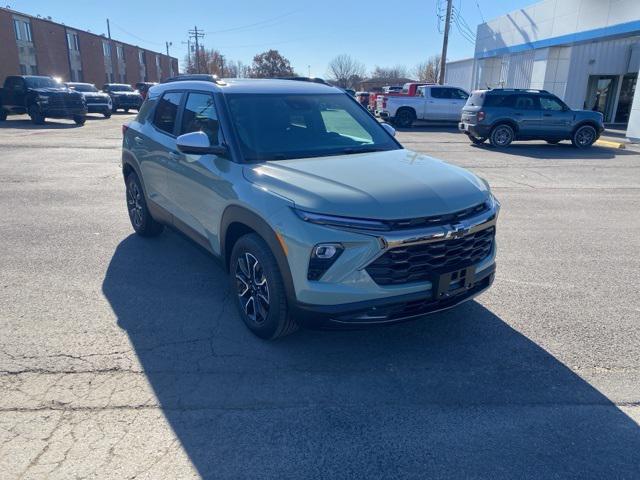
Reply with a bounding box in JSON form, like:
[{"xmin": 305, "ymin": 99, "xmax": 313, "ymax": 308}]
[{"xmin": 293, "ymin": 208, "xmax": 390, "ymax": 231}]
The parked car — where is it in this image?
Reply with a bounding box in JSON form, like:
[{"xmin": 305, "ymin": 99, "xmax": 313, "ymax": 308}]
[
  {"xmin": 375, "ymin": 82, "xmax": 436, "ymax": 113},
  {"xmin": 459, "ymin": 88, "xmax": 605, "ymax": 148},
  {"xmin": 102, "ymin": 83, "xmax": 143, "ymax": 113},
  {"xmin": 0, "ymin": 75, "xmax": 87, "ymax": 125},
  {"xmin": 121, "ymin": 77, "xmax": 499, "ymax": 339},
  {"xmin": 66, "ymin": 82, "xmax": 112, "ymax": 118},
  {"xmin": 378, "ymin": 85, "xmax": 470, "ymax": 127},
  {"xmin": 135, "ymin": 82, "xmax": 158, "ymax": 100},
  {"xmin": 355, "ymin": 91, "xmax": 370, "ymax": 107},
  {"xmin": 368, "ymin": 85, "xmax": 403, "ymax": 111},
  {"xmin": 343, "ymin": 88, "xmax": 356, "ymax": 96}
]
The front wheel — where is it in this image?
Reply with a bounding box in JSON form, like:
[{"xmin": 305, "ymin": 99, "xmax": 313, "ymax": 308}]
[
  {"xmin": 28, "ymin": 105, "xmax": 45, "ymax": 125},
  {"xmin": 111, "ymin": 105, "xmax": 118, "ymax": 113},
  {"xmin": 489, "ymin": 124, "xmax": 514, "ymax": 148},
  {"xmin": 572, "ymin": 125, "xmax": 597, "ymax": 149},
  {"xmin": 103, "ymin": 111, "xmax": 112, "ymax": 119},
  {"xmin": 125, "ymin": 172, "xmax": 164, "ymax": 237},
  {"xmin": 394, "ymin": 109, "xmax": 415, "ymax": 128},
  {"xmin": 73, "ymin": 115, "xmax": 86, "ymax": 125},
  {"xmin": 230, "ymin": 233, "xmax": 297, "ymax": 340},
  {"xmin": 0, "ymin": 110, "xmax": 7, "ymax": 121},
  {"xmin": 124, "ymin": 108, "xmax": 130, "ymax": 113}
]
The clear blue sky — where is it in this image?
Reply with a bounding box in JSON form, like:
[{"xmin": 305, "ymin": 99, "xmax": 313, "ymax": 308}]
[{"xmin": 9, "ymin": 0, "xmax": 535, "ymax": 77}]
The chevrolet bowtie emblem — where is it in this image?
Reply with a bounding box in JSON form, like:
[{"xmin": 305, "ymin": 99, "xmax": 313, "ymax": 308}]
[{"xmin": 446, "ymin": 223, "xmax": 470, "ymax": 239}]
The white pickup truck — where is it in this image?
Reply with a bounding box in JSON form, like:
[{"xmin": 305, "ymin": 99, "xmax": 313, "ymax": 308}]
[{"xmin": 376, "ymin": 85, "xmax": 470, "ymax": 128}]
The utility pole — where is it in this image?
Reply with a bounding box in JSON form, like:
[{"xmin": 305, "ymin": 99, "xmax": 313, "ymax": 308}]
[
  {"xmin": 438, "ymin": 0, "xmax": 453, "ymax": 85},
  {"xmin": 106, "ymin": 18, "xmax": 111, "ymax": 40},
  {"xmin": 165, "ymin": 41, "xmax": 172, "ymax": 57},
  {"xmin": 219, "ymin": 55, "xmax": 225, "ymax": 77},
  {"xmin": 188, "ymin": 26, "xmax": 205, "ymax": 73}
]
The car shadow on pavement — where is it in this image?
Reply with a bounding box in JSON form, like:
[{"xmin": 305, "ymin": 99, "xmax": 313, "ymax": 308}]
[
  {"xmin": 102, "ymin": 232, "xmax": 640, "ymax": 479},
  {"xmin": 470, "ymin": 141, "xmax": 638, "ymax": 160},
  {"xmin": 0, "ymin": 119, "xmax": 81, "ymax": 129}
]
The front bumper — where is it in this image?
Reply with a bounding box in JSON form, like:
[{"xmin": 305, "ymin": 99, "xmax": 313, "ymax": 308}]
[
  {"xmin": 112, "ymin": 96, "xmax": 141, "ymax": 108},
  {"xmin": 294, "ymin": 263, "xmax": 495, "ymax": 327},
  {"xmin": 86, "ymin": 103, "xmax": 110, "ymax": 113},
  {"xmin": 40, "ymin": 106, "xmax": 87, "ymax": 118}
]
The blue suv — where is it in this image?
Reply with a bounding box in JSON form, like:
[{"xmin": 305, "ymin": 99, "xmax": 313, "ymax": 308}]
[{"xmin": 459, "ymin": 89, "xmax": 604, "ymax": 148}]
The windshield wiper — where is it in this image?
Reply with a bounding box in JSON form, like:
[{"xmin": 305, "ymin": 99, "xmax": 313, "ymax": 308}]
[{"xmin": 341, "ymin": 146, "xmax": 387, "ymax": 154}]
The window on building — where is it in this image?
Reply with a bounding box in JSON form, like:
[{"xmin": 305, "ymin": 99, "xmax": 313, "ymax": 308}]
[
  {"xmin": 29, "ymin": 65, "xmax": 38, "ymax": 75},
  {"xmin": 138, "ymin": 50, "xmax": 145, "ymax": 65},
  {"xmin": 66, "ymin": 32, "xmax": 80, "ymax": 51},
  {"xmin": 13, "ymin": 19, "xmax": 22, "ymax": 40},
  {"xmin": 156, "ymin": 55, "xmax": 160, "ymax": 68},
  {"xmin": 153, "ymin": 92, "xmax": 183, "ymax": 135},
  {"xmin": 120, "ymin": 73, "xmax": 126, "ymax": 83},
  {"xmin": 103, "ymin": 41, "xmax": 111, "ymax": 57},
  {"xmin": 117, "ymin": 45, "xmax": 124, "ymax": 60},
  {"xmin": 24, "ymin": 21, "xmax": 32, "ymax": 42},
  {"xmin": 19, "ymin": 64, "xmax": 27, "ymax": 75}
]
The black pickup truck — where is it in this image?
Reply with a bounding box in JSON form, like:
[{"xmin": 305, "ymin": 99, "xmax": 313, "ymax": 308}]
[{"xmin": 0, "ymin": 75, "xmax": 87, "ymax": 125}]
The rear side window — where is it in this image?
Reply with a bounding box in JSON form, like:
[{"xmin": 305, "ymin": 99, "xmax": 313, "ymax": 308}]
[
  {"xmin": 450, "ymin": 88, "xmax": 469, "ymax": 100},
  {"xmin": 513, "ymin": 94, "xmax": 540, "ymax": 110},
  {"xmin": 431, "ymin": 88, "xmax": 449, "ymax": 99},
  {"xmin": 153, "ymin": 91, "xmax": 182, "ymax": 135},
  {"xmin": 483, "ymin": 94, "xmax": 508, "ymax": 107},
  {"xmin": 135, "ymin": 97, "xmax": 157, "ymax": 124},
  {"xmin": 465, "ymin": 92, "xmax": 485, "ymax": 106},
  {"xmin": 181, "ymin": 92, "xmax": 220, "ymax": 145}
]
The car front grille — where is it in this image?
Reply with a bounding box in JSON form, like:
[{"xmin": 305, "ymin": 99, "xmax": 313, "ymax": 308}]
[
  {"xmin": 49, "ymin": 94, "xmax": 84, "ymax": 108},
  {"xmin": 383, "ymin": 202, "xmax": 489, "ymax": 230},
  {"xmin": 85, "ymin": 96, "xmax": 107, "ymax": 104},
  {"xmin": 366, "ymin": 226, "xmax": 495, "ymax": 285}
]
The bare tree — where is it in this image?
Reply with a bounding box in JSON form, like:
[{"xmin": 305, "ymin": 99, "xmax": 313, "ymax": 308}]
[
  {"xmin": 414, "ymin": 55, "xmax": 441, "ymax": 83},
  {"xmin": 327, "ymin": 54, "xmax": 366, "ymax": 89},
  {"xmin": 370, "ymin": 65, "xmax": 410, "ymax": 80},
  {"xmin": 248, "ymin": 49, "xmax": 295, "ymax": 78}
]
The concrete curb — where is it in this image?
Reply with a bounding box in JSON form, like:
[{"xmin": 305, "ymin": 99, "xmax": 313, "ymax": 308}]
[{"xmin": 595, "ymin": 139, "xmax": 626, "ymax": 149}]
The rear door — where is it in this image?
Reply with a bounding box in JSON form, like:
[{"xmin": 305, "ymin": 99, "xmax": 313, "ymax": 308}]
[
  {"xmin": 510, "ymin": 94, "xmax": 542, "ymax": 137},
  {"xmin": 539, "ymin": 95, "xmax": 573, "ymax": 138},
  {"xmin": 425, "ymin": 87, "xmax": 450, "ymax": 120}
]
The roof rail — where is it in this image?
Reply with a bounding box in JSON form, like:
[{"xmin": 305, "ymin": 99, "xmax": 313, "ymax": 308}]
[
  {"xmin": 490, "ymin": 88, "xmax": 550, "ymax": 94},
  {"xmin": 275, "ymin": 76, "xmax": 331, "ymax": 86},
  {"xmin": 162, "ymin": 74, "xmax": 226, "ymax": 85}
]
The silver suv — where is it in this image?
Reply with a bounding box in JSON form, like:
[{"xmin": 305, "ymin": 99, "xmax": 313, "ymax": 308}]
[{"xmin": 121, "ymin": 76, "xmax": 500, "ymax": 339}]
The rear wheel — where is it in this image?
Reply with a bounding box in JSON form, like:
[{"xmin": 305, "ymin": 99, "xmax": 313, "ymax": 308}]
[
  {"xmin": 124, "ymin": 108, "xmax": 130, "ymax": 113},
  {"xmin": 571, "ymin": 125, "xmax": 597, "ymax": 149},
  {"xmin": 28, "ymin": 105, "xmax": 45, "ymax": 125},
  {"xmin": 111, "ymin": 105, "xmax": 118, "ymax": 113},
  {"xmin": 489, "ymin": 124, "xmax": 514, "ymax": 148},
  {"xmin": 0, "ymin": 110, "xmax": 7, "ymax": 121},
  {"xmin": 467, "ymin": 134, "xmax": 487, "ymax": 145},
  {"xmin": 125, "ymin": 172, "xmax": 164, "ymax": 237},
  {"xmin": 230, "ymin": 233, "xmax": 297, "ymax": 340},
  {"xmin": 394, "ymin": 108, "xmax": 415, "ymax": 128},
  {"xmin": 73, "ymin": 115, "xmax": 86, "ymax": 125},
  {"xmin": 103, "ymin": 111, "xmax": 112, "ymax": 119}
]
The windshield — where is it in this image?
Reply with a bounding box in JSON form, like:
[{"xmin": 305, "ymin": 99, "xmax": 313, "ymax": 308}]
[
  {"xmin": 69, "ymin": 84, "xmax": 98, "ymax": 92},
  {"xmin": 110, "ymin": 84, "xmax": 134, "ymax": 92},
  {"xmin": 25, "ymin": 77, "xmax": 61, "ymax": 89},
  {"xmin": 225, "ymin": 93, "xmax": 400, "ymax": 161}
]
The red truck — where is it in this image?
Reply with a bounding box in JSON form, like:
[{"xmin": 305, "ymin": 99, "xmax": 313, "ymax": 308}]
[{"xmin": 371, "ymin": 82, "xmax": 435, "ymax": 113}]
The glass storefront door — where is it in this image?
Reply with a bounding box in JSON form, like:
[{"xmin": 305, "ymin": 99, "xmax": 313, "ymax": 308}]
[
  {"xmin": 585, "ymin": 75, "xmax": 618, "ymax": 122},
  {"xmin": 614, "ymin": 74, "xmax": 638, "ymax": 124}
]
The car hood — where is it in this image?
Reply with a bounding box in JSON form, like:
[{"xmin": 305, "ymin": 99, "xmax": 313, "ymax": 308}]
[
  {"xmin": 32, "ymin": 87, "xmax": 76, "ymax": 95},
  {"xmin": 112, "ymin": 91, "xmax": 140, "ymax": 96},
  {"xmin": 243, "ymin": 149, "xmax": 490, "ymax": 220}
]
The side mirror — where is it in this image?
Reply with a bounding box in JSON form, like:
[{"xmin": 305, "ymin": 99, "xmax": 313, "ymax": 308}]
[
  {"xmin": 176, "ymin": 131, "xmax": 227, "ymax": 156},
  {"xmin": 381, "ymin": 123, "xmax": 396, "ymax": 137}
]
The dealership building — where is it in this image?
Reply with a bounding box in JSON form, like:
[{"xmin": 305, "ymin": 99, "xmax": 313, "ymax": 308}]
[
  {"xmin": 0, "ymin": 7, "xmax": 178, "ymax": 87},
  {"xmin": 445, "ymin": 0, "xmax": 640, "ymax": 140}
]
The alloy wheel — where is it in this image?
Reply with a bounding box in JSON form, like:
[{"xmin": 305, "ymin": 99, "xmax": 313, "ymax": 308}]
[
  {"xmin": 575, "ymin": 126, "xmax": 595, "ymax": 147},
  {"xmin": 235, "ymin": 252, "xmax": 270, "ymax": 325},
  {"xmin": 493, "ymin": 126, "xmax": 512, "ymax": 146},
  {"xmin": 127, "ymin": 181, "xmax": 144, "ymax": 228}
]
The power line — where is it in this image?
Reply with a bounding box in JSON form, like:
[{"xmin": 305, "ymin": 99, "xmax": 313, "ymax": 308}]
[
  {"xmin": 109, "ymin": 20, "xmax": 164, "ymax": 46},
  {"xmin": 203, "ymin": 9, "xmax": 302, "ymax": 35}
]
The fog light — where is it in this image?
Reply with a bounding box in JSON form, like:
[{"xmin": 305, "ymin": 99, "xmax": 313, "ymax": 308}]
[{"xmin": 308, "ymin": 243, "xmax": 344, "ymax": 280}]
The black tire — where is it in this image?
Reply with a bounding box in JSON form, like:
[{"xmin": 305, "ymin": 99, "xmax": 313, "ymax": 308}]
[
  {"xmin": 467, "ymin": 134, "xmax": 487, "ymax": 145},
  {"xmin": 546, "ymin": 139, "xmax": 561, "ymax": 145},
  {"xmin": 489, "ymin": 123, "xmax": 514, "ymax": 148},
  {"xmin": 111, "ymin": 105, "xmax": 118, "ymax": 113},
  {"xmin": 73, "ymin": 115, "xmax": 86, "ymax": 126},
  {"xmin": 125, "ymin": 172, "xmax": 164, "ymax": 237},
  {"xmin": 124, "ymin": 108, "xmax": 130, "ymax": 113},
  {"xmin": 571, "ymin": 125, "xmax": 597, "ymax": 149},
  {"xmin": 103, "ymin": 111, "xmax": 112, "ymax": 119},
  {"xmin": 394, "ymin": 108, "xmax": 415, "ymax": 128},
  {"xmin": 230, "ymin": 233, "xmax": 297, "ymax": 340},
  {"xmin": 0, "ymin": 110, "xmax": 7, "ymax": 121},
  {"xmin": 28, "ymin": 105, "xmax": 45, "ymax": 125}
]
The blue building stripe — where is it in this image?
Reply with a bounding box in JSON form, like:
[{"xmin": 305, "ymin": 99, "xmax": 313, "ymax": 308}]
[{"xmin": 476, "ymin": 19, "xmax": 640, "ymax": 59}]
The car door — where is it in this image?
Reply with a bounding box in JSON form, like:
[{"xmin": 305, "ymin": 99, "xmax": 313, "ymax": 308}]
[
  {"xmin": 425, "ymin": 87, "xmax": 450, "ymax": 120},
  {"xmin": 510, "ymin": 94, "xmax": 542, "ymax": 137},
  {"xmin": 135, "ymin": 90, "xmax": 184, "ymax": 215},
  {"xmin": 413, "ymin": 86, "xmax": 428, "ymax": 118},
  {"xmin": 167, "ymin": 91, "xmax": 234, "ymax": 245},
  {"xmin": 539, "ymin": 95, "xmax": 573, "ymax": 138},
  {"xmin": 448, "ymin": 88, "xmax": 469, "ymax": 121}
]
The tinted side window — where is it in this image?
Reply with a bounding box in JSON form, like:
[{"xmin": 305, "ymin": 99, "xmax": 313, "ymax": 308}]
[
  {"xmin": 513, "ymin": 95, "xmax": 540, "ymax": 110},
  {"xmin": 451, "ymin": 89, "xmax": 469, "ymax": 100},
  {"xmin": 135, "ymin": 97, "xmax": 157, "ymax": 124},
  {"xmin": 153, "ymin": 92, "xmax": 182, "ymax": 135},
  {"xmin": 430, "ymin": 88, "xmax": 444, "ymax": 99},
  {"xmin": 484, "ymin": 94, "xmax": 507, "ymax": 107},
  {"xmin": 181, "ymin": 92, "xmax": 219, "ymax": 145},
  {"xmin": 466, "ymin": 92, "xmax": 485, "ymax": 106},
  {"xmin": 540, "ymin": 96, "xmax": 564, "ymax": 111}
]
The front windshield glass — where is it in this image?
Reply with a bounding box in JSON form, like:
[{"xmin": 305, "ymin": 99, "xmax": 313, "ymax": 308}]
[
  {"xmin": 111, "ymin": 84, "xmax": 134, "ymax": 92},
  {"xmin": 25, "ymin": 77, "xmax": 60, "ymax": 89},
  {"xmin": 70, "ymin": 84, "xmax": 98, "ymax": 92},
  {"xmin": 226, "ymin": 93, "xmax": 400, "ymax": 161}
]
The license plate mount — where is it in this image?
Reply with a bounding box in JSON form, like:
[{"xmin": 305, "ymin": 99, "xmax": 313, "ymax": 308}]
[{"xmin": 433, "ymin": 266, "xmax": 475, "ymax": 299}]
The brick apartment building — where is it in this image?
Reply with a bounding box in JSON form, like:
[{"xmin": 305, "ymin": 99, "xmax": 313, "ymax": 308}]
[{"xmin": 0, "ymin": 7, "xmax": 178, "ymax": 87}]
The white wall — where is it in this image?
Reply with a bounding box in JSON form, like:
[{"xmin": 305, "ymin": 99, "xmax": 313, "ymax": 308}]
[
  {"xmin": 476, "ymin": 0, "xmax": 640, "ymax": 56},
  {"xmin": 444, "ymin": 58, "xmax": 475, "ymax": 91},
  {"xmin": 627, "ymin": 65, "xmax": 640, "ymax": 141}
]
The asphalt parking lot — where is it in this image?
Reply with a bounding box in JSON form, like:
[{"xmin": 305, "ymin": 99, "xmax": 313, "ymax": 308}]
[{"xmin": 1, "ymin": 114, "xmax": 639, "ymax": 479}]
